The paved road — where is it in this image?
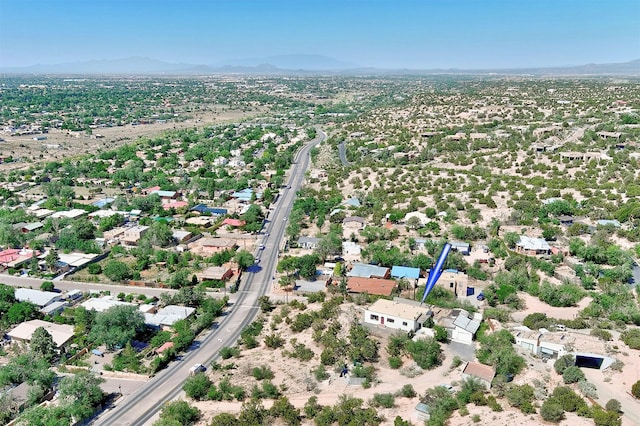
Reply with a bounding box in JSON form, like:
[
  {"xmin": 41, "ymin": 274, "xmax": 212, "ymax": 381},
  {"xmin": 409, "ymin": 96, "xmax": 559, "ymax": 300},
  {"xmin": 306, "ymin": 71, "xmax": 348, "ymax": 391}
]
[
  {"xmin": 93, "ymin": 130, "xmax": 326, "ymax": 426},
  {"xmin": 338, "ymin": 141, "xmax": 349, "ymax": 166}
]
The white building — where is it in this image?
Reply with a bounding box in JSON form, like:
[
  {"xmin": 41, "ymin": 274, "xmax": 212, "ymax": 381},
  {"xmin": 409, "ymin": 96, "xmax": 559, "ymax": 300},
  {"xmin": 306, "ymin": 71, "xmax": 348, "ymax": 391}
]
[
  {"xmin": 364, "ymin": 298, "xmax": 431, "ymax": 332},
  {"xmin": 435, "ymin": 308, "xmax": 482, "ymax": 345}
]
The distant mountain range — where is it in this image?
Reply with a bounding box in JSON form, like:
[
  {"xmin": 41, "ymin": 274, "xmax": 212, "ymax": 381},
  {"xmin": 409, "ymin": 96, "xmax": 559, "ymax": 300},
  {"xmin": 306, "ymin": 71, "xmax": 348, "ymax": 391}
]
[{"xmin": 1, "ymin": 55, "xmax": 638, "ymax": 76}]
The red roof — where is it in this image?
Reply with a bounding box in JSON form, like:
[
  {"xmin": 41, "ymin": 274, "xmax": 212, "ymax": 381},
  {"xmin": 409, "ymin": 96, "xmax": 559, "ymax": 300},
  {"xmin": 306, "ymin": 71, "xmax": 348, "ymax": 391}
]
[
  {"xmin": 156, "ymin": 341, "xmax": 175, "ymax": 354},
  {"xmin": 346, "ymin": 277, "xmax": 396, "ymax": 296},
  {"xmin": 162, "ymin": 201, "xmax": 189, "ymax": 210},
  {"xmin": 222, "ymin": 218, "xmax": 246, "ymax": 227}
]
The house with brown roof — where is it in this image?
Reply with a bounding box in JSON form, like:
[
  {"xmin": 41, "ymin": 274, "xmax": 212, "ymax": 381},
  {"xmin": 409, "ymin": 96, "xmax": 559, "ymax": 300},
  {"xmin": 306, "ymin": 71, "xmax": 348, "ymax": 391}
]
[
  {"xmin": 343, "ymin": 216, "xmax": 367, "ymax": 230},
  {"xmin": 461, "ymin": 361, "xmax": 495, "ymax": 388},
  {"xmin": 197, "ymin": 265, "xmax": 234, "ymax": 282},
  {"xmin": 188, "ymin": 237, "xmax": 237, "ymax": 256},
  {"xmin": 346, "ymin": 277, "xmax": 396, "ymax": 297}
]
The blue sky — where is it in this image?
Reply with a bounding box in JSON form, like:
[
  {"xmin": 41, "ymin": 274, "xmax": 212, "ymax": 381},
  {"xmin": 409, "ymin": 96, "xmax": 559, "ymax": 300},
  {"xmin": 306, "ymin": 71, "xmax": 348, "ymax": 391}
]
[{"xmin": 1, "ymin": 0, "xmax": 638, "ymax": 69}]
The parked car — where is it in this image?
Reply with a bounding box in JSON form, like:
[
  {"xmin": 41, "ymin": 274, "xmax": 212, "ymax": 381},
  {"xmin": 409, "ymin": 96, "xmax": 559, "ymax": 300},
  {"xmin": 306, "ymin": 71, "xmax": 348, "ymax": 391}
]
[{"xmin": 476, "ymin": 292, "xmax": 485, "ymax": 301}]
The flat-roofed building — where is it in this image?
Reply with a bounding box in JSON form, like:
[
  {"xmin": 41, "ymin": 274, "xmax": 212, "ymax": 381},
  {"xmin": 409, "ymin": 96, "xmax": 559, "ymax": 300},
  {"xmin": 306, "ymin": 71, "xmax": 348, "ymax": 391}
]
[
  {"xmin": 15, "ymin": 288, "xmax": 62, "ymax": 307},
  {"xmin": 8, "ymin": 319, "xmax": 74, "ymax": 348},
  {"xmin": 364, "ymin": 298, "xmax": 432, "ymax": 332}
]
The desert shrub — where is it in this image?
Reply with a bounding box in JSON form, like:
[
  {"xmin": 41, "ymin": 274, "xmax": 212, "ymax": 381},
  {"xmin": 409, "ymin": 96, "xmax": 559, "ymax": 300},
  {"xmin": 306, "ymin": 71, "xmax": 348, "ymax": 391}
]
[
  {"xmin": 551, "ymin": 386, "xmax": 587, "ymax": 412},
  {"xmin": 219, "ymin": 346, "xmax": 240, "ymax": 359},
  {"xmin": 487, "ymin": 395, "xmax": 503, "ymax": 411},
  {"xmin": 538, "ymin": 281, "xmax": 585, "ymax": 307},
  {"xmin": 609, "ymin": 359, "xmax": 624, "ymax": 372},
  {"xmin": 264, "ymin": 333, "xmax": 285, "ymax": 349},
  {"xmin": 306, "ymin": 292, "xmax": 326, "ymax": 303},
  {"xmin": 563, "ymin": 366, "xmax": 585, "ymax": 384},
  {"xmin": 505, "ymin": 384, "xmax": 536, "ymax": 414},
  {"xmin": 370, "ymin": 393, "xmax": 395, "ymax": 408},
  {"xmin": 313, "ymin": 365, "xmax": 329, "ymax": 381},
  {"xmin": 252, "ymin": 365, "xmax": 275, "ymax": 381},
  {"xmin": 591, "ymin": 328, "xmax": 613, "ymax": 341},
  {"xmin": 289, "ymin": 299, "xmax": 307, "ymax": 310},
  {"xmin": 540, "ymin": 398, "xmax": 565, "ymax": 422},
  {"xmin": 621, "ymin": 329, "xmax": 640, "ymax": 349},
  {"xmin": 285, "ymin": 341, "xmax": 314, "ymax": 361},
  {"xmin": 483, "ymin": 307, "xmax": 512, "ymax": 323},
  {"xmin": 523, "ymin": 312, "xmax": 553, "ymax": 330},
  {"xmin": 578, "ymin": 380, "xmax": 598, "ymax": 398},
  {"xmin": 450, "ymin": 356, "xmax": 463, "ymax": 369},
  {"xmin": 397, "ymin": 384, "xmax": 416, "ymax": 398},
  {"xmin": 290, "ymin": 313, "xmax": 314, "ymax": 332},
  {"xmin": 605, "ymin": 399, "xmax": 621, "ymax": 413},
  {"xmin": 592, "ymin": 408, "xmax": 622, "ymax": 426},
  {"xmin": 251, "ymin": 381, "xmax": 281, "ymax": 399},
  {"xmin": 632, "ymin": 380, "xmax": 640, "ymax": 398},
  {"xmin": 554, "ymin": 355, "xmax": 575, "ymax": 375},
  {"xmin": 389, "ymin": 356, "xmax": 403, "ymax": 369},
  {"xmin": 471, "ymin": 414, "xmax": 481, "ymax": 422}
]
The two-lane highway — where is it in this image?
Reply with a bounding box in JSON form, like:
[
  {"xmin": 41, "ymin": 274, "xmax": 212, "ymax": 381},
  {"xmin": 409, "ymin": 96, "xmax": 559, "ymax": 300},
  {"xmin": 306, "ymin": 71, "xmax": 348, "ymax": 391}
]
[{"xmin": 94, "ymin": 129, "xmax": 325, "ymax": 425}]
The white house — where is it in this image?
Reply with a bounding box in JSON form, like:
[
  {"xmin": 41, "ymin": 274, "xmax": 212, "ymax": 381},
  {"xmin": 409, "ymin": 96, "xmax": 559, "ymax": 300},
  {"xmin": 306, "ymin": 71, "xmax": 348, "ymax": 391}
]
[
  {"xmin": 435, "ymin": 308, "xmax": 482, "ymax": 345},
  {"xmin": 364, "ymin": 298, "xmax": 431, "ymax": 332},
  {"xmin": 15, "ymin": 288, "xmax": 62, "ymax": 308}
]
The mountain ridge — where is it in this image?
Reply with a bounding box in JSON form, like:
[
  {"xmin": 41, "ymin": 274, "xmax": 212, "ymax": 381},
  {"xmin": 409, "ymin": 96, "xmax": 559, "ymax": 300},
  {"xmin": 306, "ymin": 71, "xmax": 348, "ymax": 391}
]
[{"xmin": 1, "ymin": 56, "xmax": 638, "ymax": 76}]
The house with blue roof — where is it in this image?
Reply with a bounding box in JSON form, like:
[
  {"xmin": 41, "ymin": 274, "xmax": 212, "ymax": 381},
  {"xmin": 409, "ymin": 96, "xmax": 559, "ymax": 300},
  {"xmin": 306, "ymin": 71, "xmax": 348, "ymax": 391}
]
[
  {"xmin": 92, "ymin": 197, "xmax": 115, "ymax": 208},
  {"xmin": 231, "ymin": 188, "xmax": 262, "ymax": 202},
  {"xmin": 191, "ymin": 204, "xmax": 228, "ymax": 216},
  {"xmin": 391, "ymin": 266, "xmax": 421, "ymax": 280}
]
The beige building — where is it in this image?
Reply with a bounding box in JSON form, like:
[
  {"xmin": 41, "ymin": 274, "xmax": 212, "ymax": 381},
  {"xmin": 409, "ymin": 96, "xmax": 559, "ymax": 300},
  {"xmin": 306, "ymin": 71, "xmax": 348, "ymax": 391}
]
[{"xmin": 364, "ymin": 298, "xmax": 431, "ymax": 332}]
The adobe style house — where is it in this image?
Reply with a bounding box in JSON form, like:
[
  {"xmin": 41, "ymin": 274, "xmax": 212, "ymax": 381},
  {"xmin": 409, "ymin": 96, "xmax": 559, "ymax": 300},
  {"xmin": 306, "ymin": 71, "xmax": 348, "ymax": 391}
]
[
  {"xmin": 515, "ymin": 236, "xmax": 551, "ymax": 256},
  {"xmin": 188, "ymin": 237, "xmax": 237, "ymax": 256},
  {"xmin": 197, "ymin": 265, "xmax": 234, "ymax": 282},
  {"xmin": 364, "ymin": 298, "xmax": 432, "ymax": 332},
  {"xmin": 122, "ymin": 225, "xmax": 150, "ymax": 246}
]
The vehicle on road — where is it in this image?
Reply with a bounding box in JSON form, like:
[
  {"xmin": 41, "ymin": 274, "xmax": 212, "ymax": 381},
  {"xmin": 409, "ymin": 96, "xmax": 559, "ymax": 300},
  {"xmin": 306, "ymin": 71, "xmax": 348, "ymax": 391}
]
[
  {"xmin": 259, "ymin": 244, "xmax": 265, "ymax": 250},
  {"xmin": 189, "ymin": 364, "xmax": 206, "ymax": 375}
]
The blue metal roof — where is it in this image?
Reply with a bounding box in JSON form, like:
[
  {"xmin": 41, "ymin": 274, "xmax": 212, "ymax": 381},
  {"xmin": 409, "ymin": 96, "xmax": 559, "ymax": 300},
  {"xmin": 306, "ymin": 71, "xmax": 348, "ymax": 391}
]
[{"xmin": 391, "ymin": 265, "xmax": 420, "ymax": 279}]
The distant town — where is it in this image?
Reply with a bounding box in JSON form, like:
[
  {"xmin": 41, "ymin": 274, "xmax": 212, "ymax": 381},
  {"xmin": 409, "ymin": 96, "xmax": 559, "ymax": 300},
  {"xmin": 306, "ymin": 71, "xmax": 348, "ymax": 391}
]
[{"xmin": 0, "ymin": 73, "xmax": 639, "ymax": 426}]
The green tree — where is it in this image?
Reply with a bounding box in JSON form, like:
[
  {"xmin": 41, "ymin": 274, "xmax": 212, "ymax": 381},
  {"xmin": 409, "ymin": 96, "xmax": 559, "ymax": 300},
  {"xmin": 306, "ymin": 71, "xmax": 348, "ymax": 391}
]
[
  {"xmin": 155, "ymin": 400, "xmax": 201, "ymax": 426},
  {"xmin": 7, "ymin": 302, "xmax": 40, "ymax": 325},
  {"xmin": 29, "ymin": 327, "xmax": 57, "ymax": 363},
  {"xmin": 103, "ymin": 260, "xmax": 132, "ymax": 282},
  {"xmin": 57, "ymin": 371, "xmax": 105, "ymax": 418},
  {"xmin": 406, "ymin": 338, "xmax": 441, "ymax": 369},
  {"xmin": 89, "ymin": 305, "xmax": 145, "ymax": 350},
  {"xmin": 183, "ymin": 373, "xmax": 212, "ymax": 401},
  {"xmin": 40, "ymin": 281, "xmax": 54, "ymax": 292},
  {"xmin": 234, "ymin": 250, "xmax": 255, "ymax": 270}
]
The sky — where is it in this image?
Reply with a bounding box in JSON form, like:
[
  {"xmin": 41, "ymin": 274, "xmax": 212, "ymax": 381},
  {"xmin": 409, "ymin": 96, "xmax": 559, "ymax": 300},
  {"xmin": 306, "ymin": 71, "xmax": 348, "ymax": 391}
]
[{"xmin": 1, "ymin": 0, "xmax": 639, "ymax": 69}]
